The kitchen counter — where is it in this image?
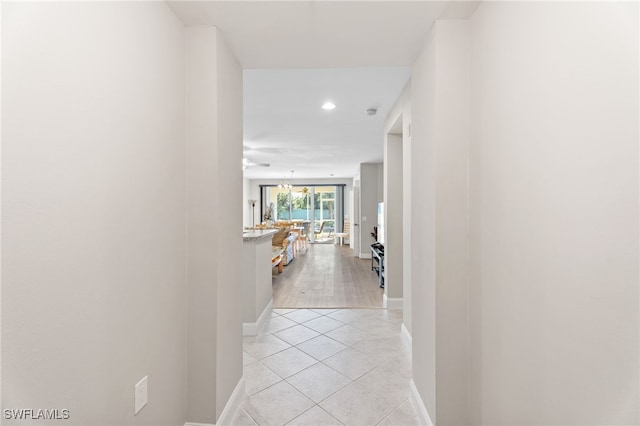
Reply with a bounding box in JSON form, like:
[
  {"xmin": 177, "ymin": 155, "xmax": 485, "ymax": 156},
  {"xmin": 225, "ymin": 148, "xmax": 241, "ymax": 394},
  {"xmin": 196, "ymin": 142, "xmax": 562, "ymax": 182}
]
[
  {"xmin": 243, "ymin": 229, "xmax": 277, "ymax": 240},
  {"xmin": 242, "ymin": 229, "xmax": 276, "ymax": 335}
]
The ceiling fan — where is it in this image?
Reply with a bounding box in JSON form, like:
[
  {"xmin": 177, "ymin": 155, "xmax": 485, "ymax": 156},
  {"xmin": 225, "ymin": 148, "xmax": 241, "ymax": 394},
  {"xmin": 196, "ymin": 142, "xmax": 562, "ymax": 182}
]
[{"xmin": 242, "ymin": 157, "xmax": 270, "ymax": 170}]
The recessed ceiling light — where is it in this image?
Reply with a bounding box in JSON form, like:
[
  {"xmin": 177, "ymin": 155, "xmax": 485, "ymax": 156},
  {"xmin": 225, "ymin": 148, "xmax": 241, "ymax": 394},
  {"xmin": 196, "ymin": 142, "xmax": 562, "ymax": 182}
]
[{"xmin": 322, "ymin": 102, "xmax": 336, "ymax": 110}]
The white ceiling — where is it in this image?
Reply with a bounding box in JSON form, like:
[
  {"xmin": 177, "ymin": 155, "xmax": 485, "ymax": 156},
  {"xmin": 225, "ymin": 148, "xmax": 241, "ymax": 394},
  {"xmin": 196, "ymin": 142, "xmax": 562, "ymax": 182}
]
[
  {"xmin": 168, "ymin": 1, "xmax": 479, "ymax": 69},
  {"xmin": 243, "ymin": 67, "xmax": 410, "ymax": 179},
  {"xmin": 167, "ymin": 1, "xmax": 479, "ymax": 179}
]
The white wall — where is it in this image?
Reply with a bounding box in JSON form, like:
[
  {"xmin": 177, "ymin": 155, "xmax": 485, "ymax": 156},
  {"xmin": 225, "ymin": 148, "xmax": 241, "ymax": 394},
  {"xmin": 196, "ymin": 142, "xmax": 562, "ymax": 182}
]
[
  {"xmin": 359, "ymin": 163, "xmax": 382, "ymax": 257},
  {"xmin": 469, "ymin": 2, "xmax": 639, "ymax": 424},
  {"xmin": 410, "ymin": 5, "xmax": 639, "ymax": 424},
  {"xmin": 2, "ymin": 3, "xmax": 187, "ymax": 424},
  {"xmin": 185, "ymin": 27, "xmax": 217, "ymax": 423},
  {"xmin": 385, "ymin": 82, "xmax": 412, "ymax": 330},
  {"xmin": 185, "ymin": 26, "xmax": 243, "ymax": 424},
  {"xmin": 377, "ymin": 163, "xmax": 384, "ymax": 202},
  {"xmin": 383, "ymin": 133, "xmax": 403, "ymax": 303},
  {"xmin": 433, "ymin": 21, "xmax": 471, "ymax": 426},
  {"xmin": 410, "ymin": 20, "xmax": 471, "ymax": 425},
  {"xmin": 401, "ymin": 89, "xmax": 412, "ymax": 334},
  {"xmin": 213, "ymin": 29, "xmax": 244, "ymax": 421},
  {"xmin": 1, "ymin": 1, "xmax": 4, "ymax": 410},
  {"xmin": 410, "ymin": 24, "xmax": 438, "ymax": 422}
]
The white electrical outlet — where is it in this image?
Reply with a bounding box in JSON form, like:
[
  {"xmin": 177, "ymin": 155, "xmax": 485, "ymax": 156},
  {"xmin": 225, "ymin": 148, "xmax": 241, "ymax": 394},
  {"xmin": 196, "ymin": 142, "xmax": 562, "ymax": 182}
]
[{"xmin": 134, "ymin": 376, "xmax": 148, "ymax": 415}]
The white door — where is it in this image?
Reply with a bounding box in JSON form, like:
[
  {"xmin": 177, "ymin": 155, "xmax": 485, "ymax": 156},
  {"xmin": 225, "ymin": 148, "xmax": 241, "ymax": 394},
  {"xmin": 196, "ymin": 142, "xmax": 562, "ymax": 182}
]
[{"xmin": 351, "ymin": 186, "xmax": 360, "ymax": 254}]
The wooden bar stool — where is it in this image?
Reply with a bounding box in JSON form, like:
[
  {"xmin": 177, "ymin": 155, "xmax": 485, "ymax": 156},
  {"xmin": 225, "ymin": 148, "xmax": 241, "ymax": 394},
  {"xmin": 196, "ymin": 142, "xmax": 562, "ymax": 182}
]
[
  {"xmin": 334, "ymin": 221, "xmax": 350, "ymax": 246},
  {"xmin": 291, "ymin": 226, "xmax": 307, "ymax": 251},
  {"xmin": 292, "ymin": 226, "xmax": 308, "ymax": 251}
]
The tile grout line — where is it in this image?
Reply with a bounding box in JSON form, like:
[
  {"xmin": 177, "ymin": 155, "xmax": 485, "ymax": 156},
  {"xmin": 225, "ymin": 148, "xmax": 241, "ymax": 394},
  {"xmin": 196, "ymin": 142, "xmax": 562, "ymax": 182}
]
[
  {"xmin": 374, "ymin": 397, "xmax": 412, "ymax": 426},
  {"xmin": 282, "ymin": 402, "xmax": 346, "ymax": 426}
]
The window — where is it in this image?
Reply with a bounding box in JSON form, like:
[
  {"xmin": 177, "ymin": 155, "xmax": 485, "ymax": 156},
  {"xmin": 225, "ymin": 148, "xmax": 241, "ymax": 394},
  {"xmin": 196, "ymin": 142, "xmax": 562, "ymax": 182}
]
[{"xmin": 267, "ymin": 186, "xmax": 312, "ymax": 221}]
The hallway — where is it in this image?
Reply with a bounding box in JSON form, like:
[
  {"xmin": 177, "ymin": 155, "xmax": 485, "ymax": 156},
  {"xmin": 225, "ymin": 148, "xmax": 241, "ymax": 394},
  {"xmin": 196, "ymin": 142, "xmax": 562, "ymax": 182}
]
[
  {"xmin": 3, "ymin": 2, "xmax": 637, "ymax": 425},
  {"xmin": 236, "ymin": 308, "xmax": 417, "ymax": 425}
]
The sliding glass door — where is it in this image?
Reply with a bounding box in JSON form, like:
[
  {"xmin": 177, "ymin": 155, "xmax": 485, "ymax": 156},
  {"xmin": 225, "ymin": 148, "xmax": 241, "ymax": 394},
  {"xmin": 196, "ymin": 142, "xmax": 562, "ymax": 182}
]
[
  {"xmin": 260, "ymin": 184, "xmax": 344, "ymax": 243},
  {"xmin": 310, "ymin": 186, "xmax": 335, "ymax": 242}
]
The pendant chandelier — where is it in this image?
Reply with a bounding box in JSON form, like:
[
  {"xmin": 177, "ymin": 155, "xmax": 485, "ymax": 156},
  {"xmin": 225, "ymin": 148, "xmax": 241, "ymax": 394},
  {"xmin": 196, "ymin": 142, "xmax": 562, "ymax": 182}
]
[{"xmin": 278, "ymin": 170, "xmax": 294, "ymax": 190}]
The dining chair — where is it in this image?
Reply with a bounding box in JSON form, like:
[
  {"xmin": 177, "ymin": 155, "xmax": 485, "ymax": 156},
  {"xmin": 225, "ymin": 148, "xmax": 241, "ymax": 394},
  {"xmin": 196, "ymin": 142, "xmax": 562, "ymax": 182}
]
[{"xmin": 314, "ymin": 221, "xmax": 326, "ymax": 240}]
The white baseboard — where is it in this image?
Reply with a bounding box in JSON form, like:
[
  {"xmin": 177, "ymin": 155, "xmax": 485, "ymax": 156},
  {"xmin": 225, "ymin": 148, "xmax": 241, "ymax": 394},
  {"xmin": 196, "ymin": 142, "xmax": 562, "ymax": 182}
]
[
  {"xmin": 215, "ymin": 376, "xmax": 246, "ymax": 426},
  {"xmin": 184, "ymin": 376, "xmax": 246, "ymax": 426},
  {"xmin": 384, "ymin": 296, "xmax": 403, "ymax": 309},
  {"xmin": 409, "ymin": 379, "xmax": 433, "ymax": 426},
  {"xmin": 401, "ymin": 322, "xmax": 412, "ymax": 345},
  {"xmin": 243, "ymin": 298, "xmax": 273, "ymax": 336},
  {"xmin": 359, "ymin": 253, "xmax": 372, "ymax": 259}
]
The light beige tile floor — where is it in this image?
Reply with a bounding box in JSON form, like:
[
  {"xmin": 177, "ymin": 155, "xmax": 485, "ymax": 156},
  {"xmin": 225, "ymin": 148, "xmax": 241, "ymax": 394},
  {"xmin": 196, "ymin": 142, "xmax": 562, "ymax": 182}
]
[{"xmin": 232, "ymin": 308, "xmax": 420, "ymax": 426}]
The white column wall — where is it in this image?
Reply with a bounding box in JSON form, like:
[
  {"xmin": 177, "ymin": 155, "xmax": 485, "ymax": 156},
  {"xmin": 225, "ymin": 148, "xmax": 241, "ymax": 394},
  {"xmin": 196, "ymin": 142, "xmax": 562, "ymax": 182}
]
[
  {"xmin": 185, "ymin": 26, "xmax": 218, "ymax": 423},
  {"xmin": 433, "ymin": 21, "xmax": 471, "ymax": 426},
  {"xmin": 410, "ymin": 24, "xmax": 438, "ymax": 421},
  {"xmin": 384, "ymin": 134, "xmax": 403, "ymax": 303},
  {"xmin": 401, "ymin": 93, "xmax": 413, "ymax": 334},
  {"xmin": 410, "ymin": 18, "xmax": 472, "ymax": 424},
  {"xmin": 385, "ymin": 83, "xmax": 413, "ymax": 332},
  {"xmin": 185, "ymin": 26, "xmax": 243, "ymax": 424},
  {"xmin": 359, "ymin": 164, "xmax": 382, "ymax": 257},
  {"xmin": 214, "ymin": 30, "xmax": 244, "ymax": 421}
]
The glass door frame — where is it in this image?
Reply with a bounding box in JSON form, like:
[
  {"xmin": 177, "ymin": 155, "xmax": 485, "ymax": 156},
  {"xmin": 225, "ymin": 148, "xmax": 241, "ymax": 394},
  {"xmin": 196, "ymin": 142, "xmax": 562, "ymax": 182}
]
[{"xmin": 259, "ymin": 184, "xmax": 345, "ymax": 243}]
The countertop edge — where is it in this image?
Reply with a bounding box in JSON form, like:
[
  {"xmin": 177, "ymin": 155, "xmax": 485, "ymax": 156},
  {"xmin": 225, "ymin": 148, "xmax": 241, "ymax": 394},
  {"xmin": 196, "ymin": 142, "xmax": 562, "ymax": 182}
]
[{"xmin": 243, "ymin": 229, "xmax": 278, "ymax": 241}]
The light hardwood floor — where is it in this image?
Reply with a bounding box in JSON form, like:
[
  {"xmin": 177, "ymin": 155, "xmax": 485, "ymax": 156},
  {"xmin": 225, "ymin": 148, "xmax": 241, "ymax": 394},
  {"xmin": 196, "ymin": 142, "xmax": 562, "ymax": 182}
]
[{"xmin": 272, "ymin": 243, "xmax": 383, "ymax": 308}]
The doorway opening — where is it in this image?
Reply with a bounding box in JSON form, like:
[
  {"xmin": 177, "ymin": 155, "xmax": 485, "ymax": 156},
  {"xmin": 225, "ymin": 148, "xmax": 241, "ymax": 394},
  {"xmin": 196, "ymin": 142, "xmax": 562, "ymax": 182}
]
[{"xmin": 243, "ymin": 67, "xmax": 410, "ymax": 310}]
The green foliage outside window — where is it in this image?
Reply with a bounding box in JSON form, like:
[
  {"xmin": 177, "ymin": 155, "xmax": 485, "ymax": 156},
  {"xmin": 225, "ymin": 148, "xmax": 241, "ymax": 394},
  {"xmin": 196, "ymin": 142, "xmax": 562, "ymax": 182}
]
[{"xmin": 271, "ymin": 187, "xmax": 336, "ymax": 221}]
